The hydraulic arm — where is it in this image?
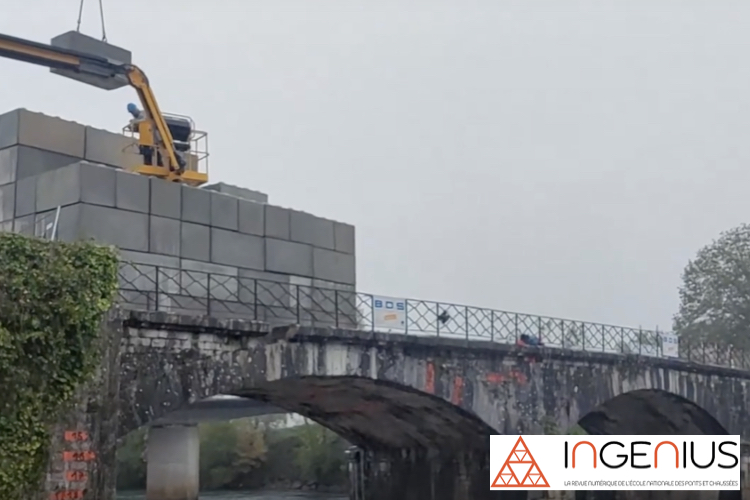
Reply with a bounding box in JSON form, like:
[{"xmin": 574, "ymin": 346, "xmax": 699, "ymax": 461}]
[{"xmin": 0, "ymin": 32, "xmax": 207, "ymax": 185}]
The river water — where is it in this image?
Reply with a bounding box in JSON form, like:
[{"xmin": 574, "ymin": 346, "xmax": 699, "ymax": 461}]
[{"xmin": 117, "ymin": 491, "xmax": 347, "ymax": 500}]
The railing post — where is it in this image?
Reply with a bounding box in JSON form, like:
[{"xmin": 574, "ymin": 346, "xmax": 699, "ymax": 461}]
[
  {"xmin": 538, "ymin": 316, "xmax": 543, "ymax": 344},
  {"xmin": 601, "ymin": 324, "xmax": 605, "ymax": 352},
  {"xmin": 581, "ymin": 322, "xmax": 586, "ymax": 351},
  {"xmin": 253, "ymin": 279, "xmax": 258, "ymax": 320},
  {"xmin": 560, "ymin": 320, "xmax": 565, "ymax": 348},
  {"xmin": 620, "ymin": 327, "xmax": 625, "ymax": 354},
  {"xmin": 370, "ymin": 295, "xmax": 375, "ymax": 332},
  {"xmin": 490, "ymin": 310, "xmax": 495, "ymax": 343},
  {"xmin": 206, "ymin": 272, "xmax": 212, "ymax": 316},
  {"xmin": 335, "ymin": 290, "xmax": 340, "ymax": 328},
  {"xmin": 154, "ymin": 266, "xmax": 160, "ymax": 312},
  {"xmin": 655, "ymin": 328, "xmax": 661, "ymax": 357},
  {"xmin": 295, "ymin": 284, "xmax": 300, "ymax": 323},
  {"xmin": 729, "ymin": 345, "xmax": 733, "ymax": 369},
  {"xmin": 638, "ymin": 328, "xmax": 643, "ymax": 355},
  {"xmin": 436, "ymin": 303, "xmax": 440, "ymax": 338},
  {"xmin": 514, "ymin": 314, "xmax": 519, "ymax": 342},
  {"xmin": 465, "ymin": 306, "xmax": 469, "ymax": 340},
  {"xmin": 404, "ymin": 299, "xmax": 409, "ymax": 335}
]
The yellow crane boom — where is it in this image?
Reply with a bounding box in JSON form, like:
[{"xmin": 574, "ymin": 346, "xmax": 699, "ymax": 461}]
[{"xmin": 0, "ymin": 32, "xmax": 207, "ymax": 185}]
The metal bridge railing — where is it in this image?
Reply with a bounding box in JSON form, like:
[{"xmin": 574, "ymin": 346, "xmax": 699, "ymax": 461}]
[{"xmin": 117, "ymin": 262, "xmax": 750, "ymax": 371}]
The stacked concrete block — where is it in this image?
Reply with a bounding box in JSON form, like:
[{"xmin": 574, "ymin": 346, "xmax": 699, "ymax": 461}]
[
  {"xmin": 0, "ymin": 108, "xmax": 145, "ymax": 184},
  {"xmin": 51, "ymin": 31, "xmax": 132, "ymax": 66},
  {"xmin": 0, "ymin": 182, "xmax": 13, "ymax": 223},
  {"xmin": 0, "ymin": 109, "xmax": 81, "ymax": 236},
  {"xmin": 50, "ymin": 31, "xmax": 132, "ymax": 90},
  {"xmin": 204, "ymin": 182, "xmax": 269, "ymax": 204},
  {"xmin": 0, "ymin": 108, "xmax": 153, "ymax": 243},
  {"xmin": 84, "ymin": 126, "xmax": 140, "ymax": 170},
  {"xmin": 0, "ymin": 109, "xmax": 86, "ymax": 183},
  {"xmin": 0, "ymin": 108, "xmax": 358, "ymax": 325},
  {"xmin": 22, "ymin": 162, "xmax": 149, "ymax": 250},
  {"xmin": 15, "ymin": 161, "xmax": 357, "ymax": 325}
]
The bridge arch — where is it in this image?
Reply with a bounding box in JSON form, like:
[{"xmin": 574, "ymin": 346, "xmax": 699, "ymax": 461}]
[
  {"xmin": 116, "ymin": 317, "xmax": 496, "ymax": 453},
  {"xmin": 577, "ymin": 388, "xmax": 729, "ymax": 435},
  {"xmin": 530, "ymin": 347, "xmax": 750, "ymax": 439},
  {"xmin": 232, "ymin": 376, "xmax": 495, "ymax": 451}
]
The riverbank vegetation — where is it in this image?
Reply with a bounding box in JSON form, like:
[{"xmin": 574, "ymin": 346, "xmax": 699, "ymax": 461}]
[
  {"xmin": 0, "ymin": 234, "xmax": 119, "ymax": 499},
  {"xmin": 117, "ymin": 416, "xmax": 350, "ymax": 492}
]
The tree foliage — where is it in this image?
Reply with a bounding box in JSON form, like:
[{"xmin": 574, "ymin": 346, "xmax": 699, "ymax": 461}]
[
  {"xmin": 0, "ymin": 233, "xmax": 119, "ymax": 499},
  {"xmin": 234, "ymin": 419, "xmax": 268, "ymax": 472},
  {"xmin": 294, "ymin": 419, "xmax": 347, "ymax": 486},
  {"xmin": 115, "ymin": 428, "xmax": 147, "ymax": 490},
  {"xmin": 199, "ymin": 419, "xmax": 268, "ymax": 489},
  {"xmin": 673, "ymin": 224, "xmax": 750, "ymax": 348}
]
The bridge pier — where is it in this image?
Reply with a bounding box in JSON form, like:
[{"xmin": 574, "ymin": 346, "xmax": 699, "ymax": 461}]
[{"xmin": 146, "ymin": 425, "xmax": 200, "ymax": 500}]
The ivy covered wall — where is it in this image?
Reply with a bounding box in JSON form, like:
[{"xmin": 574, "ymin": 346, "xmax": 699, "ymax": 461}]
[{"xmin": 0, "ymin": 233, "xmax": 118, "ymax": 499}]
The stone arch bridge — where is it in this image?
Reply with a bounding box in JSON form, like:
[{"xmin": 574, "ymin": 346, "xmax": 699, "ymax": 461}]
[{"xmin": 50, "ymin": 310, "xmax": 750, "ymax": 500}]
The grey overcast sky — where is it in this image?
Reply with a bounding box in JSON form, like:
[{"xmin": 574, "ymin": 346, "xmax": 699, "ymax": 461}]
[{"xmin": 2, "ymin": 1, "xmax": 749, "ymax": 330}]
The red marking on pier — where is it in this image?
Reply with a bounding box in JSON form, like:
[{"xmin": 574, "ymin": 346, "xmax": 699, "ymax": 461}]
[
  {"xmin": 65, "ymin": 470, "xmax": 88, "ymax": 482},
  {"xmin": 64, "ymin": 431, "xmax": 89, "ymax": 442},
  {"xmin": 50, "ymin": 490, "xmax": 84, "ymax": 500},
  {"xmin": 486, "ymin": 369, "xmax": 527, "ymax": 385},
  {"xmin": 62, "ymin": 451, "xmax": 96, "ymax": 462},
  {"xmin": 425, "ymin": 362, "xmax": 435, "ymax": 394},
  {"xmin": 451, "ymin": 376, "xmax": 464, "ymax": 404}
]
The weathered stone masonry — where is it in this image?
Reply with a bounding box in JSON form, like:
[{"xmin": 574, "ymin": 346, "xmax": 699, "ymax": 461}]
[
  {"xmin": 117, "ymin": 311, "xmax": 750, "ymax": 441},
  {"xmin": 45, "ymin": 310, "xmax": 750, "ymax": 500}
]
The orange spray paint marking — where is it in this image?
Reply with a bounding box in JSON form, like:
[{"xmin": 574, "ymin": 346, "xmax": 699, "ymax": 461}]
[
  {"xmin": 425, "ymin": 362, "xmax": 435, "ymax": 394},
  {"xmin": 65, "ymin": 470, "xmax": 88, "ymax": 482},
  {"xmin": 514, "ymin": 369, "xmax": 528, "ymax": 385},
  {"xmin": 50, "ymin": 490, "xmax": 85, "ymax": 500},
  {"xmin": 62, "ymin": 451, "xmax": 96, "ymax": 462},
  {"xmin": 451, "ymin": 376, "xmax": 464, "ymax": 405},
  {"xmin": 64, "ymin": 431, "xmax": 89, "ymax": 442},
  {"xmin": 486, "ymin": 369, "xmax": 527, "ymax": 385}
]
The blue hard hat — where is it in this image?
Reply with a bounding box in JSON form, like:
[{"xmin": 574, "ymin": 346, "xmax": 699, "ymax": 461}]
[{"xmin": 126, "ymin": 103, "xmax": 139, "ymax": 114}]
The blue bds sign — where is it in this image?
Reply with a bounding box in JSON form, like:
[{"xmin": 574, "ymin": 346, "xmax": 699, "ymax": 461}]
[{"xmin": 372, "ymin": 295, "xmax": 406, "ymax": 331}]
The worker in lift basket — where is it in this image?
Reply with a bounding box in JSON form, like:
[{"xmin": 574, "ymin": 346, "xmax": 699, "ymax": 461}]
[
  {"xmin": 127, "ymin": 103, "xmax": 187, "ymax": 171},
  {"xmin": 127, "ymin": 103, "xmax": 157, "ymax": 166}
]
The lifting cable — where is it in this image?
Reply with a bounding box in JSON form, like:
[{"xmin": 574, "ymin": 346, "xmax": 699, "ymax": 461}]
[{"xmin": 75, "ymin": 0, "xmax": 108, "ymax": 42}]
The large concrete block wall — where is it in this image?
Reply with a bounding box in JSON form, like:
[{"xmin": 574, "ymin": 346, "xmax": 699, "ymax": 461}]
[{"xmin": 0, "ymin": 108, "xmax": 357, "ymax": 325}]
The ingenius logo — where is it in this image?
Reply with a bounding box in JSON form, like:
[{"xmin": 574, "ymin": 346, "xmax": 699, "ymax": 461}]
[{"xmin": 489, "ymin": 435, "xmax": 741, "ymax": 491}]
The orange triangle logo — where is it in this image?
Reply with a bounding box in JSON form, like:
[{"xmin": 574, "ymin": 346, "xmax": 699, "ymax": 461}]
[{"xmin": 491, "ymin": 436, "xmax": 550, "ymax": 488}]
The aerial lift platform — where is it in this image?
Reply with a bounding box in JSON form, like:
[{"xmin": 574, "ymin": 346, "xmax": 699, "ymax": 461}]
[{"xmin": 0, "ymin": 31, "xmax": 209, "ymax": 186}]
